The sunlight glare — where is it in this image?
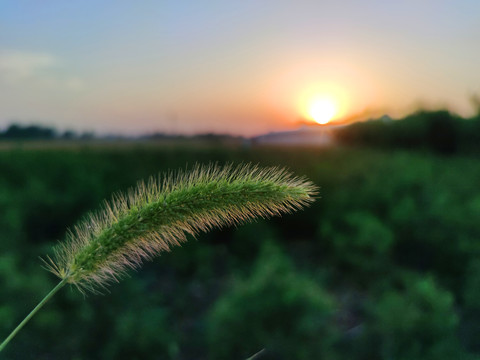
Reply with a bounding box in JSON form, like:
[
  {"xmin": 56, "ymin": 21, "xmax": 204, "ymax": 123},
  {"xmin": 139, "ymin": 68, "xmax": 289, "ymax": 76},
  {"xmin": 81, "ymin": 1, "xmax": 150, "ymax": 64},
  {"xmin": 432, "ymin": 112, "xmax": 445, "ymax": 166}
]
[{"xmin": 308, "ymin": 97, "xmax": 337, "ymax": 125}]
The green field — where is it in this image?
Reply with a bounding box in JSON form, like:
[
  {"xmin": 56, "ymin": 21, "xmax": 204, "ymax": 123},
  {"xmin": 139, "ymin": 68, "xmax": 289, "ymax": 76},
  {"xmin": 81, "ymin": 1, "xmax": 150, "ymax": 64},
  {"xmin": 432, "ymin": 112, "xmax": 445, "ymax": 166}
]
[{"xmin": 1, "ymin": 142, "xmax": 480, "ymax": 359}]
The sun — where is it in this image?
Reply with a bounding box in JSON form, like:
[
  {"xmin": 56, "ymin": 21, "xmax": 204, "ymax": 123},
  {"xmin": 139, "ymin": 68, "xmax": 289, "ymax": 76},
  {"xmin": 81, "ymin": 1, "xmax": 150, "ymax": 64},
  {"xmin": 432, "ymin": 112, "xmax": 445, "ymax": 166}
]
[{"xmin": 308, "ymin": 97, "xmax": 337, "ymax": 125}]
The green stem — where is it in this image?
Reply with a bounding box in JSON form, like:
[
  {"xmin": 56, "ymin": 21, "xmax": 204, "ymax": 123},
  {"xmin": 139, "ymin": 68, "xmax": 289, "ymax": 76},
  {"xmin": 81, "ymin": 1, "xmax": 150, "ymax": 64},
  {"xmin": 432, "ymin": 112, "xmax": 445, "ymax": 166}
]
[
  {"xmin": 0, "ymin": 278, "xmax": 68, "ymax": 352},
  {"xmin": 246, "ymin": 348, "xmax": 266, "ymax": 360}
]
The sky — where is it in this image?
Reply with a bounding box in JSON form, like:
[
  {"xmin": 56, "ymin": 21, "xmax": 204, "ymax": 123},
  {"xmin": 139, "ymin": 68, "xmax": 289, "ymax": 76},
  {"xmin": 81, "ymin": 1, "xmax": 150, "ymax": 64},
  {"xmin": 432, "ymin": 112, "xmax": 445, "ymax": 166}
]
[{"xmin": 1, "ymin": 1, "xmax": 479, "ymax": 136}]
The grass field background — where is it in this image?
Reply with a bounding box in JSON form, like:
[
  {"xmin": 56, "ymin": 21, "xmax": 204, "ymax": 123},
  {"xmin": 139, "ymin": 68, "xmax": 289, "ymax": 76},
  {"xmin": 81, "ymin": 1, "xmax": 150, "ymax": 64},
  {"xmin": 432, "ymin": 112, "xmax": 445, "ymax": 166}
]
[{"xmin": 1, "ymin": 142, "xmax": 480, "ymax": 359}]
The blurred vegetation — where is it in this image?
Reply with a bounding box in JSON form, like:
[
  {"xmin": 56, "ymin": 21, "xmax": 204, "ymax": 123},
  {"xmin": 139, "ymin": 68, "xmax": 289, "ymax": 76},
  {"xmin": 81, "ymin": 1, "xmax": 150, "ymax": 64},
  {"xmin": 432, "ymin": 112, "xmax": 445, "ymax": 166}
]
[
  {"xmin": 1, "ymin": 113, "xmax": 480, "ymax": 358},
  {"xmin": 207, "ymin": 242, "xmax": 337, "ymax": 360},
  {"xmin": 335, "ymin": 110, "xmax": 480, "ymax": 154}
]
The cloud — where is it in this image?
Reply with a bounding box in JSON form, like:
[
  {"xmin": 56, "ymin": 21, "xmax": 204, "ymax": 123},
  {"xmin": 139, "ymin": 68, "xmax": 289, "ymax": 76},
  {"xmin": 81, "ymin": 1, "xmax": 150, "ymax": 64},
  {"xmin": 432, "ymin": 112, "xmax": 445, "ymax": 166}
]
[
  {"xmin": 0, "ymin": 50, "xmax": 58, "ymax": 80},
  {"xmin": 0, "ymin": 50, "xmax": 85, "ymax": 91}
]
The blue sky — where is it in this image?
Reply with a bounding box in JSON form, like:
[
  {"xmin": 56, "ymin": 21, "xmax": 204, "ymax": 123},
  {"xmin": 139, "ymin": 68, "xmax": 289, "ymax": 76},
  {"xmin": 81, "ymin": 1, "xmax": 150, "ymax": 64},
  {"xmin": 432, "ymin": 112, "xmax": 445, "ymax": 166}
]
[{"xmin": 1, "ymin": 0, "xmax": 479, "ymax": 135}]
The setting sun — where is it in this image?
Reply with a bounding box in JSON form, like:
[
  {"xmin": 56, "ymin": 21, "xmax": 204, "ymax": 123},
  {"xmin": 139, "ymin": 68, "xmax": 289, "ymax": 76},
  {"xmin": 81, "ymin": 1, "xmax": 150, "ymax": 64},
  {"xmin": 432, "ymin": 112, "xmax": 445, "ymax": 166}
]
[
  {"xmin": 308, "ymin": 97, "xmax": 338, "ymax": 125},
  {"xmin": 294, "ymin": 83, "xmax": 347, "ymax": 127}
]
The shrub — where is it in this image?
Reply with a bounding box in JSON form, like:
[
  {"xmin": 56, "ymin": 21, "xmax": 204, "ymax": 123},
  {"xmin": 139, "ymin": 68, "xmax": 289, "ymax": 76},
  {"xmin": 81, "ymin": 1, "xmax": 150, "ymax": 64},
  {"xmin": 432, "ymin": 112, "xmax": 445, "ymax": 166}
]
[{"xmin": 207, "ymin": 242, "xmax": 337, "ymax": 360}]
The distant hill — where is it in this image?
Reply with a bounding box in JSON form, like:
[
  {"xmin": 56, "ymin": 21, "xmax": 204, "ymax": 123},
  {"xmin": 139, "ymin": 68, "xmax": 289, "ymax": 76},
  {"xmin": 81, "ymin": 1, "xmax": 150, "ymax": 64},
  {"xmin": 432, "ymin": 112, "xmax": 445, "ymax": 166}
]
[{"xmin": 251, "ymin": 123, "xmax": 346, "ymax": 146}]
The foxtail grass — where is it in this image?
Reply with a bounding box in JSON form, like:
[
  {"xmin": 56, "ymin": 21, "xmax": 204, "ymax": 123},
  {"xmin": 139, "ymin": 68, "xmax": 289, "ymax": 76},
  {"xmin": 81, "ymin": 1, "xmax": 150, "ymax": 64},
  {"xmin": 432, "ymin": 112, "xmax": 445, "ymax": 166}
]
[{"xmin": 0, "ymin": 163, "xmax": 317, "ymax": 352}]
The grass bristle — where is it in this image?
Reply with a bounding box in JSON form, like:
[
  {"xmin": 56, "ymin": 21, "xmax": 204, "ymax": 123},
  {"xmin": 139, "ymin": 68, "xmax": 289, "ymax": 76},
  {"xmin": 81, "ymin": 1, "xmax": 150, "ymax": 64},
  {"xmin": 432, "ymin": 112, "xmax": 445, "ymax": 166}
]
[{"xmin": 43, "ymin": 163, "xmax": 317, "ymax": 293}]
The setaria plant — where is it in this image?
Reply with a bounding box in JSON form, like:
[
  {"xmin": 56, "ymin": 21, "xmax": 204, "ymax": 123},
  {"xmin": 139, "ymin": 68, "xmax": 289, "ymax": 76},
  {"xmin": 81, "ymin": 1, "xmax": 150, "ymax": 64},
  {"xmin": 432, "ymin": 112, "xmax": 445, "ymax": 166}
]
[{"xmin": 0, "ymin": 163, "xmax": 317, "ymax": 352}]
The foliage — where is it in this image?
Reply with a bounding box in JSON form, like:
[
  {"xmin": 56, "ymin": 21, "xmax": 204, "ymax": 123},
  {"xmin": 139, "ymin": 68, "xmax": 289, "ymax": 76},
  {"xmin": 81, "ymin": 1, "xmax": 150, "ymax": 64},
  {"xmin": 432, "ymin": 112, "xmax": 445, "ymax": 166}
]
[
  {"xmin": 319, "ymin": 211, "xmax": 394, "ymax": 279},
  {"xmin": 0, "ymin": 144, "xmax": 479, "ymax": 358},
  {"xmin": 0, "ymin": 124, "xmax": 57, "ymax": 140},
  {"xmin": 335, "ymin": 110, "xmax": 480, "ymax": 155},
  {"xmin": 1, "ymin": 163, "xmax": 315, "ymax": 352},
  {"xmin": 357, "ymin": 275, "xmax": 462, "ymax": 360},
  {"xmin": 207, "ymin": 242, "xmax": 337, "ymax": 360}
]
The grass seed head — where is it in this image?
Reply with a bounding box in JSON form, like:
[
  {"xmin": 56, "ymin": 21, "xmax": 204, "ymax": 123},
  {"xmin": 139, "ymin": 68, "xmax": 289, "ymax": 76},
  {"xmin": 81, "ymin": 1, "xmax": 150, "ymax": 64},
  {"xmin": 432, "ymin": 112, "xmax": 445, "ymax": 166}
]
[{"xmin": 44, "ymin": 163, "xmax": 317, "ymax": 293}]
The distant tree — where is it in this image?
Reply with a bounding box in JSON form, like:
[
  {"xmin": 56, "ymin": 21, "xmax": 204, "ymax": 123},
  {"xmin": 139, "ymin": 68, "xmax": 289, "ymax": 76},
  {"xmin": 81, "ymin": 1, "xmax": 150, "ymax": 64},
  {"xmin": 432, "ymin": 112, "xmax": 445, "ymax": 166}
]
[
  {"xmin": 335, "ymin": 110, "xmax": 463, "ymax": 155},
  {"xmin": 469, "ymin": 94, "xmax": 480, "ymax": 117},
  {"xmin": 1, "ymin": 124, "xmax": 56, "ymax": 140},
  {"xmin": 425, "ymin": 111, "xmax": 458, "ymax": 154}
]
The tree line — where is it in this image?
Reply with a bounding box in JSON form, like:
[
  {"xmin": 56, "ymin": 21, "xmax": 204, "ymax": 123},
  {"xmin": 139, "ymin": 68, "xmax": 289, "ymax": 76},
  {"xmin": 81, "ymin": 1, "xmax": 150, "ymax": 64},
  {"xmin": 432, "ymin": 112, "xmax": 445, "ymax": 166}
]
[{"xmin": 335, "ymin": 110, "xmax": 480, "ymax": 155}]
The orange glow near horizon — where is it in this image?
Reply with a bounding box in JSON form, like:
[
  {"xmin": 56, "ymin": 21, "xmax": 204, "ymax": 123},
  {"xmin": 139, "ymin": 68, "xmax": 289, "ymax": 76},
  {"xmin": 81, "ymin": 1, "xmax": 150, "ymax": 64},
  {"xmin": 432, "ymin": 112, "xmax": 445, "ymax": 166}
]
[{"xmin": 267, "ymin": 62, "xmax": 378, "ymax": 130}]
